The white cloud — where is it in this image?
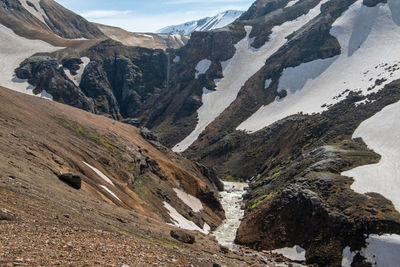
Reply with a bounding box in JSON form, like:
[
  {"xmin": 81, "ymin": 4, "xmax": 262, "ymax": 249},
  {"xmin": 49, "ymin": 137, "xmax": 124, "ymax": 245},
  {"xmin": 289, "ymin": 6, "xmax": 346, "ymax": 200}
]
[{"xmin": 81, "ymin": 10, "xmax": 132, "ymax": 19}]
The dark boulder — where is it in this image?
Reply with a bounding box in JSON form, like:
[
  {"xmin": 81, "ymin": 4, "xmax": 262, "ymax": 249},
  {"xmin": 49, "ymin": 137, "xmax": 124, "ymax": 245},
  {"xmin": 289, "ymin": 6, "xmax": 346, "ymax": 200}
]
[
  {"xmin": 140, "ymin": 127, "xmax": 160, "ymax": 142},
  {"xmin": 58, "ymin": 173, "xmax": 82, "ymax": 189},
  {"xmin": 62, "ymin": 58, "xmax": 83, "ymax": 75},
  {"xmin": 363, "ymin": 0, "xmax": 387, "ymax": 7},
  {"xmin": 170, "ymin": 230, "xmax": 195, "ymax": 244},
  {"xmin": 0, "ymin": 208, "xmax": 17, "ymax": 221}
]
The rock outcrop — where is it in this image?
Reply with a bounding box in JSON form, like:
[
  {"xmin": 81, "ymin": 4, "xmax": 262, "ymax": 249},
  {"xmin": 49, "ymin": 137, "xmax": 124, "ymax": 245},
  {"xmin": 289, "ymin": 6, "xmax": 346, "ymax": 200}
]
[{"xmin": 15, "ymin": 56, "xmax": 94, "ymax": 112}]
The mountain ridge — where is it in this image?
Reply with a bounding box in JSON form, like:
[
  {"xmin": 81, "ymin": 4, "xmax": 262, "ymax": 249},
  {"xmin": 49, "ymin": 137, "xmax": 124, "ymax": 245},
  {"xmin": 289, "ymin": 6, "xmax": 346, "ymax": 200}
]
[{"xmin": 157, "ymin": 10, "xmax": 244, "ymax": 35}]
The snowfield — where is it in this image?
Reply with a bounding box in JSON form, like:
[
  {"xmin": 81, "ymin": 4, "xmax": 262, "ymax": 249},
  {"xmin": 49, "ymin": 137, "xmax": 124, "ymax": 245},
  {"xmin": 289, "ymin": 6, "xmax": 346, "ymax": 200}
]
[
  {"xmin": 238, "ymin": 0, "xmax": 400, "ymax": 132},
  {"xmin": 0, "ymin": 24, "xmax": 60, "ymax": 98},
  {"xmin": 173, "ymin": 0, "xmax": 328, "ymax": 152},
  {"xmin": 342, "ymin": 101, "xmax": 400, "ymax": 211},
  {"xmin": 163, "ymin": 202, "xmax": 210, "ymax": 234},
  {"xmin": 342, "ymin": 234, "xmax": 400, "ymax": 267},
  {"xmin": 173, "ymin": 188, "xmax": 203, "ymax": 212}
]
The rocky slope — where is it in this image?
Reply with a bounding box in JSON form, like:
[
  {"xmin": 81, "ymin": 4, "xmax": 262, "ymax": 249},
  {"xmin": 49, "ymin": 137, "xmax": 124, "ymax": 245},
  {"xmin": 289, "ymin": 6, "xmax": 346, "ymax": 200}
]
[
  {"xmin": 97, "ymin": 24, "xmax": 189, "ymax": 50},
  {"xmin": 0, "ymin": 0, "xmax": 104, "ymax": 45},
  {"xmin": 0, "ymin": 86, "xmax": 306, "ymax": 266}
]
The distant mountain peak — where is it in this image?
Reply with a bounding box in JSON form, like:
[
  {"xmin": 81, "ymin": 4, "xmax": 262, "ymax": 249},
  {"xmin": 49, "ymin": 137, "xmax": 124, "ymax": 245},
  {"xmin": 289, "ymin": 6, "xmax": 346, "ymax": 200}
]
[{"xmin": 157, "ymin": 10, "xmax": 244, "ymax": 35}]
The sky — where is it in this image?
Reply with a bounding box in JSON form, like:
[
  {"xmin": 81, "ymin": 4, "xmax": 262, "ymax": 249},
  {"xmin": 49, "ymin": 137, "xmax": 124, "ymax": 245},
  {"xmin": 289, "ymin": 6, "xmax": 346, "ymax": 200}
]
[{"xmin": 55, "ymin": 0, "xmax": 254, "ymax": 33}]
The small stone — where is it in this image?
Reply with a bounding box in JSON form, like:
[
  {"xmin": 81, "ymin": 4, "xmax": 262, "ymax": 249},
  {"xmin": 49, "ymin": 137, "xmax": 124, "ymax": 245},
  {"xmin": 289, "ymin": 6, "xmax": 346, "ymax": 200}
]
[{"xmin": 220, "ymin": 245, "xmax": 229, "ymax": 254}]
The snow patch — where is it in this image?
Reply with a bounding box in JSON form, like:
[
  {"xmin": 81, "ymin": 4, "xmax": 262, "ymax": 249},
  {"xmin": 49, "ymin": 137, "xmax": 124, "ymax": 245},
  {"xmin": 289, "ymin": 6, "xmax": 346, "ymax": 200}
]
[
  {"xmin": 173, "ymin": 56, "xmax": 180, "ymax": 63},
  {"xmin": 272, "ymin": 245, "xmax": 306, "ymax": 262},
  {"xmin": 238, "ymin": 0, "xmax": 400, "ymax": 132},
  {"xmin": 64, "ymin": 57, "xmax": 90, "ymax": 87},
  {"xmin": 173, "ymin": 188, "xmax": 203, "ymax": 212},
  {"xmin": 342, "ymin": 246, "xmax": 356, "ymax": 267},
  {"xmin": 174, "ymin": 0, "xmax": 328, "ymax": 152},
  {"xmin": 342, "ymin": 100, "xmax": 400, "ymax": 211},
  {"xmin": 163, "ymin": 202, "xmax": 209, "ymax": 234},
  {"xmin": 99, "ymin": 185, "xmax": 121, "ymax": 202},
  {"xmin": 0, "ymin": 24, "xmax": 60, "ymax": 97},
  {"xmin": 18, "ymin": 0, "xmax": 49, "ymax": 27},
  {"xmin": 195, "ymin": 59, "xmax": 212, "ymax": 79},
  {"xmin": 83, "ymin": 161, "xmax": 115, "ymax": 186},
  {"xmin": 341, "ymin": 234, "xmax": 400, "ymax": 267},
  {"xmin": 212, "ymin": 181, "xmax": 248, "ymax": 250},
  {"xmin": 286, "ymin": 0, "xmax": 301, "ymax": 8},
  {"xmin": 265, "ymin": 79, "xmax": 272, "ymax": 89}
]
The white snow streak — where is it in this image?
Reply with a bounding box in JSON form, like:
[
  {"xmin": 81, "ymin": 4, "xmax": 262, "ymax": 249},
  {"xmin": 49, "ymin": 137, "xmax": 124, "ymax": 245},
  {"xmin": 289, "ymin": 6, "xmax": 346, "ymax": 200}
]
[
  {"xmin": 18, "ymin": 0, "xmax": 49, "ymax": 27},
  {"xmin": 272, "ymin": 245, "xmax": 306, "ymax": 262},
  {"xmin": 173, "ymin": 188, "xmax": 203, "ymax": 212},
  {"xmin": 342, "ymin": 101, "xmax": 400, "ymax": 211},
  {"xmin": 264, "ymin": 79, "xmax": 272, "ymax": 90},
  {"xmin": 173, "ymin": 0, "xmax": 328, "ymax": 152},
  {"xmin": 83, "ymin": 161, "xmax": 115, "ymax": 186},
  {"xmin": 64, "ymin": 57, "xmax": 90, "ymax": 87},
  {"xmin": 99, "ymin": 185, "xmax": 121, "ymax": 202},
  {"xmin": 163, "ymin": 202, "xmax": 210, "ymax": 234},
  {"xmin": 238, "ymin": 0, "xmax": 400, "ymax": 132},
  {"xmin": 195, "ymin": 59, "xmax": 211, "ymax": 79},
  {"xmin": 286, "ymin": 0, "xmax": 301, "ymax": 8}
]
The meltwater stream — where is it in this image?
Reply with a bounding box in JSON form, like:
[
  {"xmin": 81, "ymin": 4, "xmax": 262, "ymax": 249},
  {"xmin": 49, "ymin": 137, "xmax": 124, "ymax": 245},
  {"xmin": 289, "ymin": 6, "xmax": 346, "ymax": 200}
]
[{"xmin": 212, "ymin": 181, "xmax": 248, "ymax": 250}]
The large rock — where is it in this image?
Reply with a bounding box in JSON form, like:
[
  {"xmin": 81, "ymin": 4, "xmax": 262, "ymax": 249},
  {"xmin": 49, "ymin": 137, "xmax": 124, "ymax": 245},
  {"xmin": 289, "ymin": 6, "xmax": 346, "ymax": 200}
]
[
  {"xmin": 170, "ymin": 230, "xmax": 195, "ymax": 244},
  {"xmin": 0, "ymin": 208, "xmax": 17, "ymax": 221},
  {"xmin": 58, "ymin": 173, "xmax": 82, "ymax": 189}
]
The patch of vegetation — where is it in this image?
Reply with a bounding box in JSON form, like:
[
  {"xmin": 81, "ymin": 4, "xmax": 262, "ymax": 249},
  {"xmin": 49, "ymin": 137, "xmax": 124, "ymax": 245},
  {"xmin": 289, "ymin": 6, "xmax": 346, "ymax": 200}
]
[
  {"xmin": 223, "ymin": 174, "xmax": 238, "ymax": 181},
  {"xmin": 55, "ymin": 116, "xmax": 118, "ymax": 153},
  {"xmin": 271, "ymin": 170, "xmax": 282, "ymax": 179},
  {"xmin": 250, "ymin": 193, "xmax": 273, "ymax": 209}
]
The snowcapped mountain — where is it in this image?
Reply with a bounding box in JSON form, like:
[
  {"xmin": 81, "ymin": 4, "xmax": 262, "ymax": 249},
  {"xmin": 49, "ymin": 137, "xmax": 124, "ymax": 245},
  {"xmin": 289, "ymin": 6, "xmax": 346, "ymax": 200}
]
[{"xmin": 157, "ymin": 10, "xmax": 244, "ymax": 35}]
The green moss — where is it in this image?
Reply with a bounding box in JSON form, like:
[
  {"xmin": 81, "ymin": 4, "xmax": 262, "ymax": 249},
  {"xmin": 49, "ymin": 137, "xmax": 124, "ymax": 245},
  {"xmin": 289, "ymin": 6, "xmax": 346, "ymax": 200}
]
[
  {"xmin": 271, "ymin": 170, "xmax": 282, "ymax": 179},
  {"xmin": 55, "ymin": 117, "xmax": 118, "ymax": 153},
  {"xmin": 250, "ymin": 193, "xmax": 273, "ymax": 209}
]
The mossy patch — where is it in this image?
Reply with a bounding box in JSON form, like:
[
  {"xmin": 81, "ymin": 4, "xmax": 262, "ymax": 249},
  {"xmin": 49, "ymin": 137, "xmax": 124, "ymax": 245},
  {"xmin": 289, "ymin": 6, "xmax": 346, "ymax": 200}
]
[
  {"xmin": 55, "ymin": 116, "xmax": 118, "ymax": 153},
  {"xmin": 250, "ymin": 193, "xmax": 273, "ymax": 210}
]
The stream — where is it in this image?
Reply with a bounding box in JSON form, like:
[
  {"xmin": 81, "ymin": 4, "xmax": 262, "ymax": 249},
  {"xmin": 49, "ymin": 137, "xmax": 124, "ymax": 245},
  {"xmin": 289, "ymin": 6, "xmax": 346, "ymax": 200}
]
[{"xmin": 212, "ymin": 181, "xmax": 248, "ymax": 250}]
